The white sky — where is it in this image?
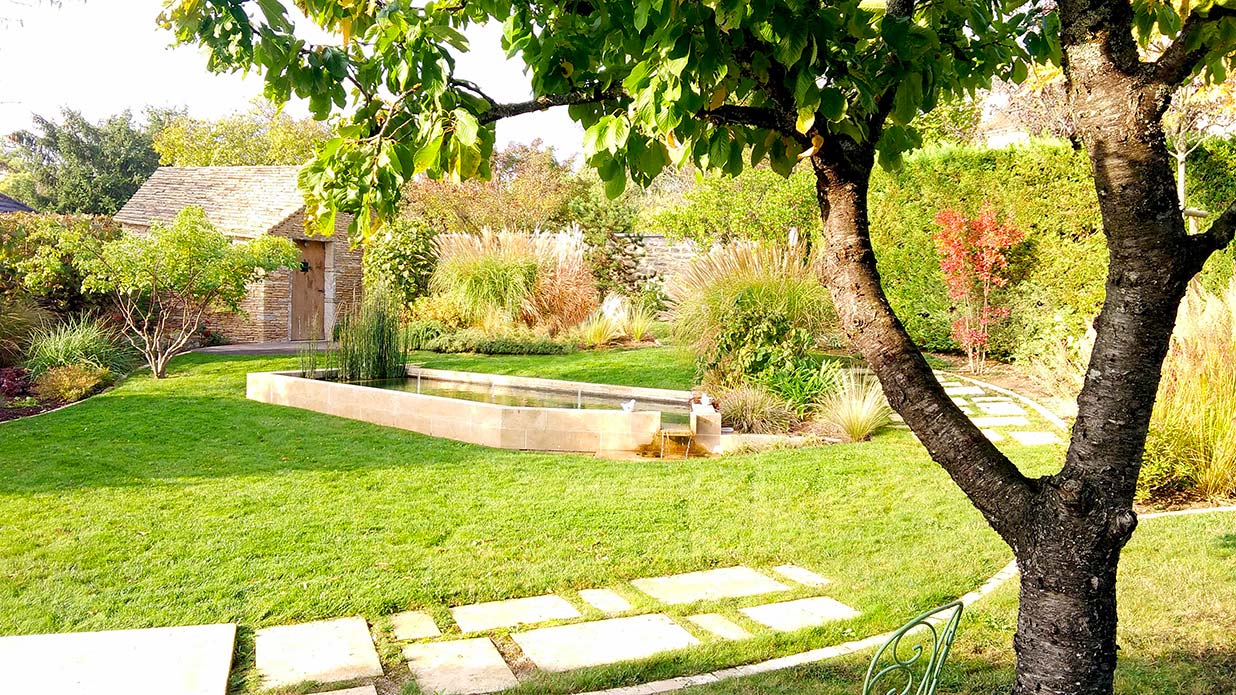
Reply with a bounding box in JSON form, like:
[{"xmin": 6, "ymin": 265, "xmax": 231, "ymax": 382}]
[{"xmin": 0, "ymin": 0, "xmax": 584, "ymax": 158}]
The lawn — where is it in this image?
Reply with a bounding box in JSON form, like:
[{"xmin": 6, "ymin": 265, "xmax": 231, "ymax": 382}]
[{"xmin": 1, "ymin": 347, "xmax": 1225, "ymax": 694}]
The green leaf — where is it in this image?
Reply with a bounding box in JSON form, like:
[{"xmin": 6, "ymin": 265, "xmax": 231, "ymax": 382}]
[
  {"xmin": 796, "ymin": 108, "xmax": 817, "ymax": 134},
  {"xmin": 453, "ymin": 110, "xmax": 479, "ymax": 147},
  {"xmin": 604, "ymin": 172, "xmax": 627, "ymax": 199},
  {"xmin": 819, "ymin": 88, "xmax": 847, "ymax": 122},
  {"xmin": 413, "ymin": 137, "xmax": 443, "ymax": 174}
]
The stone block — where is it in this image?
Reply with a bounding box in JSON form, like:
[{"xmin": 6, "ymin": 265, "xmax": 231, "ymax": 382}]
[
  {"xmin": 450, "ymin": 594, "xmax": 582, "ymax": 633},
  {"xmin": 404, "ymin": 638, "xmax": 518, "ymax": 695}
]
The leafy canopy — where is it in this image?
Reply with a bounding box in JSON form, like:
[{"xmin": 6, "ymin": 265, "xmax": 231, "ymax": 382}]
[
  {"xmin": 162, "ymin": 0, "xmax": 1047, "ymax": 239},
  {"xmin": 153, "ymin": 100, "xmax": 331, "ymax": 166}
]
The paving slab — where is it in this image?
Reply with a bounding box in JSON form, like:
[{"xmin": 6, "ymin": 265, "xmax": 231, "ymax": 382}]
[
  {"xmin": 579, "ymin": 588, "xmax": 633, "ymax": 614},
  {"xmin": 255, "ymin": 616, "xmax": 383, "ymax": 689},
  {"xmin": 686, "ymin": 613, "xmax": 753, "ymax": 640},
  {"xmin": 944, "ymin": 386, "xmax": 984, "ymax": 396},
  {"xmin": 949, "ymin": 397, "xmax": 969, "ymax": 407},
  {"xmin": 404, "ymin": 637, "xmax": 519, "ymax": 695},
  {"xmin": 0, "ymin": 623, "xmax": 236, "ymax": 695},
  {"xmin": 982, "ymin": 429, "xmax": 1005, "ymax": 442},
  {"xmin": 772, "ymin": 564, "xmax": 831, "ymax": 587},
  {"xmin": 971, "ymin": 396, "xmax": 1013, "ymax": 402},
  {"xmin": 970, "ymin": 416, "xmax": 1030, "ymax": 428},
  {"xmin": 451, "ymin": 594, "xmax": 581, "ymax": 633},
  {"xmin": 740, "ymin": 597, "xmax": 860, "ymax": 632},
  {"xmin": 977, "ymin": 401, "xmax": 1028, "ymax": 416},
  {"xmin": 512, "ymin": 614, "xmax": 700, "ymax": 672},
  {"xmin": 309, "ymin": 687, "xmax": 377, "ymax": 695},
  {"xmin": 391, "ymin": 610, "xmax": 442, "ymax": 640},
  {"xmin": 1009, "ymin": 431, "xmax": 1063, "ymax": 446},
  {"xmin": 630, "ymin": 566, "xmax": 790, "ymax": 605}
]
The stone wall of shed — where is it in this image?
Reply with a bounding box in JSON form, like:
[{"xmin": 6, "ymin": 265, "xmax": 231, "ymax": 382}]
[{"xmin": 637, "ymin": 233, "xmax": 700, "ymax": 281}]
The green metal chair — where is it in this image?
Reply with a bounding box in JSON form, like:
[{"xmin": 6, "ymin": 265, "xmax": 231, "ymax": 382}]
[{"xmin": 862, "ymin": 601, "xmax": 964, "ymax": 695}]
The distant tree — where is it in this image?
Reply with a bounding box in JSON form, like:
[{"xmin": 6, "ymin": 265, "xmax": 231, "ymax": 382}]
[
  {"xmin": 990, "ymin": 65, "xmax": 1079, "ymax": 144},
  {"xmin": 6, "ymin": 108, "xmax": 176, "ymax": 214},
  {"xmin": 63, "ymin": 207, "xmax": 299, "ymax": 377},
  {"xmin": 153, "ymin": 101, "xmax": 330, "ymax": 166},
  {"xmin": 912, "ymin": 96, "xmax": 983, "ymax": 146},
  {"xmin": 645, "ymin": 167, "xmax": 819, "ymax": 247},
  {"xmin": 401, "ymin": 141, "xmax": 582, "ymax": 232},
  {"xmin": 1162, "ymin": 80, "xmax": 1236, "ymax": 232}
]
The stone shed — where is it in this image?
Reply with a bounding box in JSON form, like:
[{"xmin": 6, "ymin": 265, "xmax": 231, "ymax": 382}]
[{"xmin": 115, "ymin": 166, "xmax": 362, "ymax": 343}]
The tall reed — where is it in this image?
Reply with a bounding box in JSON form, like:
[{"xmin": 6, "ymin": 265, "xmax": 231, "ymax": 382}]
[
  {"xmin": 335, "ymin": 283, "xmax": 407, "ymax": 381},
  {"xmin": 1145, "ymin": 279, "xmax": 1236, "ymax": 499}
]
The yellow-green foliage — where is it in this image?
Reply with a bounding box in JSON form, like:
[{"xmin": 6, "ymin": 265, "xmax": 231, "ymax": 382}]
[
  {"xmin": 1143, "ymin": 280, "xmax": 1236, "ymax": 500},
  {"xmin": 819, "ymin": 371, "xmax": 893, "ymax": 442},
  {"xmin": 32, "ymin": 364, "xmax": 111, "ymax": 403},
  {"xmin": 575, "ymin": 310, "xmax": 625, "ymax": 348},
  {"xmin": 717, "ymin": 384, "xmax": 798, "ymax": 434}
]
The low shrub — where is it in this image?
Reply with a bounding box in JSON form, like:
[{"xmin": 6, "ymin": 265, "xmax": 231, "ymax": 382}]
[
  {"xmin": 424, "ymin": 328, "xmax": 575, "ymax": 355},
  {"xmin": 363, "ymin": 218, "xmax": 439, "ymax": 307},
  {"xmin": 819, "ymin": 371, "xmax": 893, "ymax": 442},
  {"xmin": 575, "ymin": 310, "xmax": 625, "ymax": 348},
  {"xmin": 24, "ymin": 316, "xmax": 134, "ymax": 377},
  {"xmin": 0, "ymin": 366, "xmax": 31, "ymax": 399},
  {"xmin": 716, "ymin": 384, "xmax": 798, "ymax": 434},
  {"xmin": 0, "ymin": 296, "xmax": 51, "ymax": 367},
  {"xmin": 757, "ymin": 359, "xmax": 842, "ymax": 418},
  {"xmin": 32, "ymin": 364, "xmax": 111, "ymax": 403},
  {"xmin": 408, "ymin": 294, "xmax": 469, "ymax": 330},
  {"xmin": 624, "ymin": 306, "xmax": 658, "ymax": 342},
  {"xmin": 404, "ymin": 320, "xmax": 448, "ymax": 351},
  {"xmin": 335, "ymin": 284, "xmax": 407, "ymax": 381}
]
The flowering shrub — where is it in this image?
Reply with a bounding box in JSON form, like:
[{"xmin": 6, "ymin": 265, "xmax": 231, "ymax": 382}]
[{"xmin": 933, "ymin": 203, "xmax": 1024, "ymax": 373}]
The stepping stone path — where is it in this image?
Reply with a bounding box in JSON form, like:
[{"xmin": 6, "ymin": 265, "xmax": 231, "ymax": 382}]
[
  {"xmin": 1009, "ymin": 430, "xmax": 1063, "ymax": 446},
  {"xmin": 404, "ymin": 637, "xmax": 519, "ymax": 695},
  {"xmin": 0, "ymin": 623, "xmax": 236, "ymax": 695},
  {"xmin": 310, "ymin": 687, "xmax": 377, "ymax": 695},
  {"xmin": 977, "ymin": 401, "xmax": 1028, "ymax": 416},
  {"xmin": 512, "ymin": 614, "xmax": 700, "ymax": 672},
  {"xmin": 773, "ymin": 564, "xmax": 831, "ymax": 587},
  {"xmin": 391, "ymin": 610, "xmax": 441, "ymax": 640},
  {"xmin": 687, "ymin": 613, "xmax": 753, "ymax": 640},
  {"xmin": 580, "ymin": 588, "xmax": 634, "ymax": 614},
  {"xmin": 451, "ymin": 594, "xmax": 581, "ymax": 633},
  {"xmin": 631, "ymin": 566, "xmax": 790, "ymax": 605},
  {"xmin": 970, "ymin": 415, "xmax": 1031, "ymax": 428},
  {"xmin": 254, "ymin": 616, "xmax": 383, "ymax": 689},
  {"xmin": 740, "ymin": 597, "xmax": 861, "ymax": 632}
]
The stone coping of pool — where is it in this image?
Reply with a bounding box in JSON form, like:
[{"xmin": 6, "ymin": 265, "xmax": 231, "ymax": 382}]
[{"xmin": 246, "ymin": 367, "xmax": 693, "ymax": 454}]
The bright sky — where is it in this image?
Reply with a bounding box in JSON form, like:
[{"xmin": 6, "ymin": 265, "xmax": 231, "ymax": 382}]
[{"xmin": 0, "ymin": 0, "xmax": 585, "ymax": 158}]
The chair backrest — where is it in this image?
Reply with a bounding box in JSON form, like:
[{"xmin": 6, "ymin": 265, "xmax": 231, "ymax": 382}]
[{"xmin": 862, "ymin": 601, "xmax": 964, "ymax": 695}]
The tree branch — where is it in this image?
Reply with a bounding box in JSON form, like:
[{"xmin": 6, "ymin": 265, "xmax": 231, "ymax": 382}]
[
  {"xmin": 1151, "ymin": 6, "xmax": 1236, "ymax": 86},
  {"xmin": 479, "ymin": 87, "xmax": 624, "ymax": 124},
  {"xmin": 1188, "ymin": 196, "xmax": 1236, "ymax": 271},
  {"xmin": 700, "ymin": 104, "xmax": 794, "ymax": 136}
]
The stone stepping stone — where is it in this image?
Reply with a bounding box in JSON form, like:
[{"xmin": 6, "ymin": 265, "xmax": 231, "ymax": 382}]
[
  {"xmin": 970, "ymin": 416, "xmax": 1030, "ymax": 428},
  {"xmin": 686, "ymin": 613, "xmax": 752, "ymax": 640},
  {"xmin": 404, "ymin": 637, "xmax": 519, "ymax": 695},
  {"xmin": 740, "ymin": 597, "xmax": 860, "ymax": 632},
  {"xmin": 1009, "ymin": 431, "xmax": 1063, "ymax": 446},
  {"xmin": 949, "ymin": 397, "xmax": 969, "ymax": 406},
  {"xmin": 255, "ymin": 616, "xmax": 383, "ymax": 689},
  {"xmin": 977, "ymin": 401, "xmax": 1028, "ymax": 416},
  {"xmin": 512, "ymin": 614, "xmax": 699, "ymax": 672},
  {"xmin": 579, "ymin": 588, "xmax": 633, "ymax": 614},
  {"xmin": 982, "ymin": 429, "xmax": 1005, "ymax": 442},
  {"xmin": 0, "ymin": 623, "xmax": 236, "ymax": 695},
  {"xmin": 630, "ymin": 566, "xmax": 789, "ymax": 605},
  {"xmin": 771, "ymin": 564, "xmax": 831, "ymax": 587},
  {"xmin": 972, "ymin": 396, "xmax": 1013, "ymax": 402},
  {"xmin": 391, "ymin": 610, "xmax": 442, "ymax": 640},
  {"xmin": 944, "ymin": 386, "xmax": 984, "ymax": 396},
  {"xmin": 310, "ymin": 687, "xmax": 377, "ymax": 695},
  {"xmin": 451, "ymin": 594, "xmax": 582, "ymax": 633}
]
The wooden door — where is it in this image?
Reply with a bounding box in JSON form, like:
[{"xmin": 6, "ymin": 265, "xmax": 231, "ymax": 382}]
[{"xmin": 291, "ymin": 240, "xmax": 325, "ymax": 340}]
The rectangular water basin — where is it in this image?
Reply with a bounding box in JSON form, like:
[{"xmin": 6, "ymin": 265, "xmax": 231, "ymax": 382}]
[{"xmin": 246, "ymin": 366, "xmax": 695, "ymax": 454}]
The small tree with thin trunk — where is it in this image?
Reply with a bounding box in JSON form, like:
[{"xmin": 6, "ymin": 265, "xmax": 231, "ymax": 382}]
[
  {"xmin": 74, "ymin": 207, "xmax": 299, "ymax": 377},
  {"xmin": 933, "ymin": 204, "xmax": 1024, "ymax": 373}
]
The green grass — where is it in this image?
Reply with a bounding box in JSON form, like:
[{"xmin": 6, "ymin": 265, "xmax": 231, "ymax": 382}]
[
  {"xmin": 2, "ymin": 348, "xmax": 1215, "ymax": 694},
  {"xmin": 688, "ymin": 511, "xmax": 1236, "ymax": 695}
]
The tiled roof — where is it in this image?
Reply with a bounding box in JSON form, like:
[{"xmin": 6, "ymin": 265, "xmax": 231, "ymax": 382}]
[
  {"xmin": 0, "ymin": 193, "xmax": 34, "ymax": 214},
  {"xmin": 114, "ymin": 166, "xmax": 307, "ymax": 237}
]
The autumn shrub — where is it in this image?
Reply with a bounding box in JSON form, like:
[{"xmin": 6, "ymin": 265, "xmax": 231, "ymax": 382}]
[
  {"xmin": 31, "ymin": 364, "xmax": 112, "ymax": 403},
  {"xmin": 819, "ymin": 371, "xmax": 893, "ymax": 442},
  {"xmin": 933, "ymin": 203, "xmax": 1025, "ymax": 373},
  {"xmin": 0, "ymin": 366, "xmax": 31, "ymax": 400},
  {"xmin": 408, "ymin": 294, "xmax": 469, "ymax": 330},
  {"xmin": 1141, "ymin": 279, "xmax": 1236, "ymax": 500},
  {"xmin": 668, "ymin": 241, "xmax": 837, "ymax": 383},
  {"xmin": 717, "ymin": 384, "xmax": 798, "ymax": 434},
  {"xmin": 24, "ymin": 316, "xmax": 134, "ymax": 377}
]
